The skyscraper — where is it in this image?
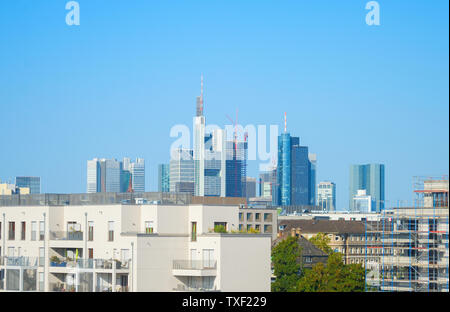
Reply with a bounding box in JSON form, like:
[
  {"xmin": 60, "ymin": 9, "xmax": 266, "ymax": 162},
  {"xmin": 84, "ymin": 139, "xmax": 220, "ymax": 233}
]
[
  {"xmin": 275, "ymin": 114, "xmax": 315, "ymax": 207},
  {"xmin": 308, "ymin": 154, "xmax": 317, "ymax": 206},
  {"xmin": 349, "ymin": 163, "xmax": 385, "ymax": 212},
  {"xmin": 244, "ymin": 177, "xmax": 256, "ymax": 199},
  {"xmin": 225, "ymin": 140, "xmax": 247, "ymax": 198},
  {"xmin": 317, "ymin": 181, "xmax": 336, "ymax": 212},
  {"xmin": 192, "ymin": 76, "xmax": 228, "ymax": 197},
  {"xmin": 259, "ymin": 167, "xmax": 277, "ymax": 199},
  {"xmin": 170, "ymin": 148, "xmax": 195, "ymax": 195},
  {"xmin": 15, "ymin": 176, "xmax": 40, "ymax": 194},
  {"xmin": 87, "ymin": 158, "xmax": 145, "ymax": 193},
  {"xmin": 130, "ymin": 158, "xmax": 145, "ymax": 192},
  {"xmin": 158, "ymin": 164, "xmax": 170, "ymax": 192}
]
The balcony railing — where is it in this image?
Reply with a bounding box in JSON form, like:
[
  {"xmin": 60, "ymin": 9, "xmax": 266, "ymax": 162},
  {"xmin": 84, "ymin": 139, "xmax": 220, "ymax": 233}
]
[
  {"xmin": 173, "ymin": 283, "xmax": 218, "ymax": 292},
  {"xmin": 0, "ymin": 256, "xmax": 38, "ymax": 267},
  {"xmin": 50, "ymin": 231, "xmax": 83, "ymax": 241},
  {"xmin": 173, "ymin": 260, "xmax": 216, "ymax": 270},
  {"xmin": 49, "ymin": 258, "xmax": 130, "ymax": 270}
]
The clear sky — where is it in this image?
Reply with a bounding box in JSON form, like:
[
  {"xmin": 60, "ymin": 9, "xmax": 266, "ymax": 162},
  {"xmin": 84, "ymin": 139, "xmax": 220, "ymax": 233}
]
[{"xmin": 0, "ymin": 0, "xmax": 448, "ymax": 210}]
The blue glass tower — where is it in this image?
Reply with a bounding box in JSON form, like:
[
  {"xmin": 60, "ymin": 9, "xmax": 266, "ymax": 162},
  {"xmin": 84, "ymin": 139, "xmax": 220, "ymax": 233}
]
[
  {"xmin": 349, "ymin": 164, "xmax": 385, "ymax": 212},
  {"xmin": 277, "ymin": 133, "xmax": 292, "ymax": 205}
]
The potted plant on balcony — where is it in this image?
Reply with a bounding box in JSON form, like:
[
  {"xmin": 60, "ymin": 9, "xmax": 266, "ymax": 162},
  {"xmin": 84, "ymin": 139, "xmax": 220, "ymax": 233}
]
[{"xmin": 50, "ymin": 256, "xmax": 60, "ymax": 266}]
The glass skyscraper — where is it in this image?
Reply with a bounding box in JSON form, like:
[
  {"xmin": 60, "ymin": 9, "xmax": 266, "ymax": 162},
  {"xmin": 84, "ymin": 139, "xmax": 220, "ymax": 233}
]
[
  {"xmin": 349, "ymin": 163, "xmax": 385, "ymax": 212},
  {"xmin": 170, "ymin": 148, "xmax": 195, "ymax": 195},
  {"xmin": 276, "ymin": 133, "xmax": 313, "ymax": 207},
  {"xmin": 87, "ymin": 158, "xmax": 145, "ymax": 193},
  {"xmin": 158, "ymin": 164, "xmax": 170, "ymax": 192},
  {"xmin": 15, "ymin": 176, "xmax": 41, "ymax": 194}
]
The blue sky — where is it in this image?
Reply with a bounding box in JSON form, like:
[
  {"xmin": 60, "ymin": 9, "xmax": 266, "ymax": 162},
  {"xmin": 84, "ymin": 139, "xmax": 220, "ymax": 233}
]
[{"xmin": 0, "ymin": 0, "xmax": 448, "ymax": 210}]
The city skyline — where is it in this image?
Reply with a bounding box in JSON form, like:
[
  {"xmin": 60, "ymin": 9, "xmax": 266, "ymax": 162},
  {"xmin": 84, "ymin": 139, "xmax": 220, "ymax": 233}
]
[{"xmin": 0, "ymin": 1, "xmax": 448, "ymax": 210}]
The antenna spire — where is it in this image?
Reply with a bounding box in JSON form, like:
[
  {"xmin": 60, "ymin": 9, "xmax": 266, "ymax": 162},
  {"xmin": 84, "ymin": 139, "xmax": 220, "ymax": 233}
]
[{"xmin": 284, "ymin": 112, "xmax": 287, "ymax": 133}]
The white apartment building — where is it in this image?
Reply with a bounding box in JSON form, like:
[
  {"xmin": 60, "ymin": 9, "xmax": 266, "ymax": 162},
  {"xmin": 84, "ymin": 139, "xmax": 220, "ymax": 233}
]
[{"xmin": 0, "ymin": 197, "xmax": 271, "ymax": 292}]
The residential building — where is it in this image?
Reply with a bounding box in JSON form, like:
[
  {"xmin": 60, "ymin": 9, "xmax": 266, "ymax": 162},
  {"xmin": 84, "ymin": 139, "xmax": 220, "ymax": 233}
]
[
  {"xmin": 158, "ymin": 164, "xmax": 170, "ymax": 193},
  {"xmin": 278, "ymin": 219, "xmax": 380, "ymax": 266},
  {"xmin": 317, "ymin": 181, "xmax": 336, "ymax": 212},
  {"xmin": 0, "ymin": 193, "xmax": 271, "ymax": 292},
  {"xmin": 239, "ymin": 207, "xmax": 278, "ymax": 241},
  {"xmin": 365, "ymin": 177, "xmax": 449, "ymax": 292},
  {"xmin": 15, "ymin": 177, "xmax": 40, "ymax": 194},
  {"xmin": 349, "ymin": 164, "xmax": 385, "ymax": 212}
]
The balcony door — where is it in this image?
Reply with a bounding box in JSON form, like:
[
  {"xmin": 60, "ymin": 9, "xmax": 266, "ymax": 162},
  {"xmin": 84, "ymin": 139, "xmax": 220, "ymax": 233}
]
[{"xmin": 202, "ymin": 249, "xmax": 214, "ymax": 268}]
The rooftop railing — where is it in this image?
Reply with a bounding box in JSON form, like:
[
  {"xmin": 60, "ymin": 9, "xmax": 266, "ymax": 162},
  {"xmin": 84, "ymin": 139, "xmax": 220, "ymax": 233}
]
[
  {"xmin": 0, "ymin": 256, "xmax": 39, "ymax": 267},
  {"xmin": 48, "ymin": 257, "xmax": 130, "ymax": 270}
]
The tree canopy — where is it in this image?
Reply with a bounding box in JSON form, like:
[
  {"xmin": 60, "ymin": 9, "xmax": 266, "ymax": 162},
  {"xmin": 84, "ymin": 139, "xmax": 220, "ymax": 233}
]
[{"xmin": 271, "ymin": 236, "xmax": 302, "ymax": 292}]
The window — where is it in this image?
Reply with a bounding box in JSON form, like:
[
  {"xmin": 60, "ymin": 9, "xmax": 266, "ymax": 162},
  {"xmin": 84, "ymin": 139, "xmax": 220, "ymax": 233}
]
[
  {"xmin": 247, "ymin": 224, "xmax": 252, "ymax": 231},
  {"xmin": 239, "ymin": 213, "xmax": 243, "ymax": 221},
  {"xmin": 145, "ymin": 221, "xmax": 154, "ymax": 234},
  {"xmin": 39, "ymin": 272, "xmax": 44, "ymax": 291},
  {"xmin": 0, "ymin": 222, "xmax": 2, "ymax": 239},
  {"xmin": 191, "ymin": 222, "xmax": 197, "ymax": 242},
  {"xmin": 88, "ymin": 221, "xmax": 94, "ymax": 241},
  {"xmin": 88, "ymin": 248, "xmax": 94, "ymax": 259},
  {"xmin": 246, "ymin": 213, "xmax": 253, "ymax": 221},
  {"xmin": 305, "ymin": 257, "xmax": 312, "ymax": 263},
  {"xmin": 108, "ymin": 222, "xmax": 114, "ymax": 241},
  {"xmin": 255, "ymin": 213, "xmax": 261, "ymax": 221},
  {"xmin": 255, "ymin": 224, "xmax": 260, "ymax": 232},
  {"xmin": 39, "ymin": 248, "xmax": 44, "ymax": 267},
  {"xmin": 202, "ymin": 249, "xmax": 214, "ymax": 268},
  {"xmin": 238, "ymin": 224, "xmax": 243, "ymax": 231},
  {"xmin": 31, "ymin": 222, "xmax": 37, "ymax": 241},
  {"xmin": 8, "ymin": 222, "xmax": 15, "ymax": 240},
  {"xmin": 21, "ymin": 222, "xmax": 26, "ymax": 240},
  {"xmin": 39, "ymin": 221, "xmax": 45, "ymax": 241}
]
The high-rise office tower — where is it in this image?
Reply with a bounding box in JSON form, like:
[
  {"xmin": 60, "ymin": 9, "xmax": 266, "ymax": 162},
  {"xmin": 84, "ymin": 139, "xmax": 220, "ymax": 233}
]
[
  {"xmin": 15, "ymin": 176, "xmax": 41, "ymax": 194},
  {"xmin": 349, "ymin": 163, "xmax": 385, "ymax": 212},
  {"xmin": 158, "ymin": 164, "xmax": 170, "ymax": 192},
  {"xmin": 130, "ymin": 158, "xmax": 145, "ymax": 192},
  {"xmin": 193, "ymin": 75, "xmax": 206, "ymax": 196},
  {"xmin": 352, "ymin": 189, "xmax": 373, "ymax": 213},
  {"xmin": 259, "ymin": 167, "xmax": 277, "ymax": 199},
  {"xmin": 225, "ymin": 140, "xmax": 247, "ymax": 198},
  {"xmin": 276, "ymin": 114, "xmax": 314, "ymax": 207},
  {"xmin": 245, "ymin": 177, "xmax": 256, "ymax": 199},
  {"xmin": 192, "ymin": 76, "xmax": 227, "ymax": 197},
  {"xmin": 317, "ymin": 181, "xmax": 336, "ymax": 212},
  {"xmin": 170, "ymin": 148, "xmax": 195, "ymax": 195},
  {"xmin": 308, "ymin": 154, "xmax": 317, "ymax": 206},
  {"xmin": 87, "ymin": 158, "xmax": 144, "ymax": 193}
]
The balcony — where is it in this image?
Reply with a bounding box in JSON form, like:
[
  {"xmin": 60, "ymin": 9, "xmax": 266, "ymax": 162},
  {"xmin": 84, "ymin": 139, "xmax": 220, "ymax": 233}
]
[
  {"xmin": 172, "ymin": 260, "xmax": 217, "ymax": 277},
  {"xmin": 173, "ymin": 284, "xmax": 219, "ymax": 292},
  {"xmin": 48, "ymin": 257, "xmax": 130, "ymax": 272},
  {"xmin": 50, "ymin": 231, "xmax": 83, "ymax": 241},
  {"xmin": 0, "ymin": 256, "xmax": 38, "ymax": 267}
]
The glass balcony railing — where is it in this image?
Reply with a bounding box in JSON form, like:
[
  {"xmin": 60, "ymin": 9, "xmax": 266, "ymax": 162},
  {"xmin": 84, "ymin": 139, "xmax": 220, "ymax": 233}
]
[
  {"xmin": 49, "ymin": 231, "xmax": 83, "ymax": 241},
  {"xmin": 49, "ymin": 258, "xmax": 130, "ymax": 270},
  {"xmin": 1, "ymin": 256, "xmax": 38, "ymax": 267}
]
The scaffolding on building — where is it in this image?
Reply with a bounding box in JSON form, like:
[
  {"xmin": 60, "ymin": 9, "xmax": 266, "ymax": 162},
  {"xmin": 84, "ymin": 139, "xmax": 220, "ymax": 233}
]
[{"xmin": 365, "ymin": 176, "xmax": 449, "ymax": 292}]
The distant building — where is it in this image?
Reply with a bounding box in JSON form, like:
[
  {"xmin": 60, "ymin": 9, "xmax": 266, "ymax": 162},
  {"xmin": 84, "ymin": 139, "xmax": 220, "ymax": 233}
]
[
  {"xmin": 308, "ymin": 154, "xmax": 317, "ymax": 207},
  {"xmin": 317, "ymin": 181, "xmax": 336, "ymax": 212},
  {"xmin": 259, "ymin": 168, "xmax": 277, "ymax": 199},
  {"xmin": 0, "ymin": 182, "xmax": 30, "ymax": 195},
  {"xmin": 352, "ymin": 189, "xmax": 373, "ymax": 213},
  {"xmin": 244, "ymin": 177, "xmax": 256, "ymax": 199},
  {"xmin": 170, "ymin": 149, "xmax": 194, "ymax": 195},
  {"xmin": 349, "ymin": 164, "xmax": 384, "ymax": 212},
  {"xmin": 87, "ymin": 158, "xmax": 145, "ymax": 193},
  {"xmin": 15, "ymin": 177, "xmax": 40, "ymax": 194},
  {"xmin": 225, "ymin": 140, "xmax": 247, "ymax": 198},
  {"xmin": 158, "ymin": 164, "xmax": 170, "ymax": 192},
  {"xmin": 275, "ymin": 129, "xmax": 315, "ymax": 207}
]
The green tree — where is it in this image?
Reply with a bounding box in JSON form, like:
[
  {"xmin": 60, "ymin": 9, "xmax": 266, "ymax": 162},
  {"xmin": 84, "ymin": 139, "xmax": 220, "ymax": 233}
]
[
  {"xmin": 271, "ymin": 236, "xmax": 302, "ymax": 292},
  {"xmin": 309, "ymin": 232, "xmax": 333, "ymax": 254},
  {"xmin": 297, "ymin": 252, "xmax": 365, "ymax": 292}
]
